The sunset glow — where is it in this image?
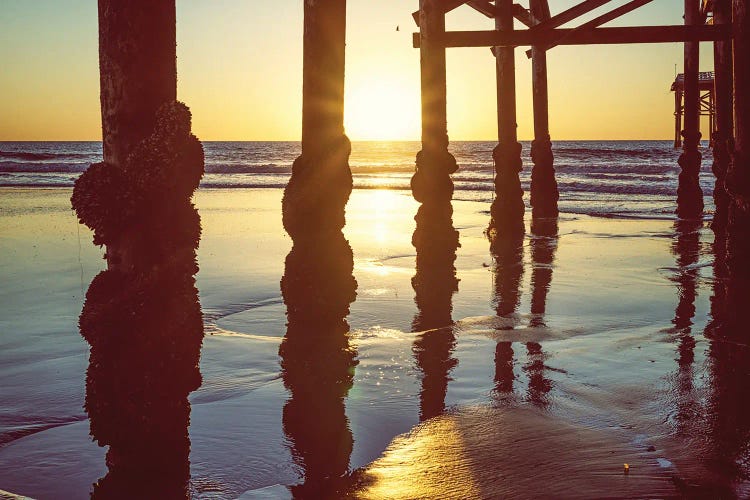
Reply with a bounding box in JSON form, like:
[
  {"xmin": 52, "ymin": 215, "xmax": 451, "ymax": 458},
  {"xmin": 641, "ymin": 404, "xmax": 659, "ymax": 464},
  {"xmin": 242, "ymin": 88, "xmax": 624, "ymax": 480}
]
[
  {"xmin": 0, "ymin": 1, "xmax": 717, "ymax": 141},
  {"xmin": 345, "ymin": 80, "xmax": 420, "ymax": 140}
]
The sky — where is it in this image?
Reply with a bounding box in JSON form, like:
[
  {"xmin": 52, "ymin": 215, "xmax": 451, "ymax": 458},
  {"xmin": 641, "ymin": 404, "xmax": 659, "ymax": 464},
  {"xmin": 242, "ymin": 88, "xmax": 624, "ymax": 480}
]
[{"xmin": 0, "ymin": 1, "xmax": 717, "ymax": 141}]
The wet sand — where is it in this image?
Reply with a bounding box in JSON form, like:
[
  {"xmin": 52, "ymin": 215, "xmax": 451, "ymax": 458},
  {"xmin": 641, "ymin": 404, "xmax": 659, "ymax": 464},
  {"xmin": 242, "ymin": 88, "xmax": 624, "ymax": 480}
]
[{"xmin": 0, "ymin": 187, "xmax": 748, "ymax": 498}]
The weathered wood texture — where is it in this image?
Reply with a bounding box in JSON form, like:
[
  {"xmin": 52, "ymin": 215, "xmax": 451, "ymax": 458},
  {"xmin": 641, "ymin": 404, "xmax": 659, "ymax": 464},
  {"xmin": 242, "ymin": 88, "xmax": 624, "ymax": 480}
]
[
  {"xmin": 412, "ymin": 24, "xmax": 731, "ymax": 48},
  {"xmin": 489, "ymin": 0, "xmax": 525, "ymax": 235},
  {"xmin": 677, "ymin": 0, "xmax": 704, "ymax": 218},
  {"xmin": 301, "ymin": 0, "xmax": 347, "ymax": 156},
  {"xmin": 98, "ymin": 0, "xmax": 176, "ymax": 169},
  {"xmin": 711, "ymin": 0, "xmax": 731, "ymax": 231},
  {"xmin": 496, "ymin": 0, "xmax": 517, "ymax": 147},
  {"xmin": 683, "ymin": 2, "xmax": 701, "ymax": 146},
  {"xmin": 411, "ymin": 0, "xmax": 457, "ymax": 206},
  {"xmin": 513, "ymin": 4, "xmax": 539, "ymax": 27},
  {"xmin": 283, "ymin": 0, "xmax": 352, "ymax": 237},
  {"xmin": 530, "ymin": 0, "xmax": 550, "ymax": 139},
  {"xmin": 731, "ymin": 0, "xmax": 749, "ymax": 167},
  {"xmin": 529, "ymin": 0, "xmax": 558, "ymax": 217},
  {"xmin": 74, "ymin": 4, "xmax": 205, "ymax": 492},
  {"xmin": 420, "ymin": 0, "xmax": 449, "ymax": 151},
  {"xmin": 725, "ymin": 0, "xmax": 750, "ymax": 290}
]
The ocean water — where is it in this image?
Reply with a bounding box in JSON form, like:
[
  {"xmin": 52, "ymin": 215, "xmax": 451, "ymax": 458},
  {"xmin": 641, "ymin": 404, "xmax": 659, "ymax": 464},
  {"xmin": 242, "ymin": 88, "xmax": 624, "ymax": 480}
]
[
  {"xmin": 1, "ymin": 141, "xmax": 743, "ymax": 497},
  {"xmin": 0, "ymin": 140, "xmax": 716, "ymax": 218}
]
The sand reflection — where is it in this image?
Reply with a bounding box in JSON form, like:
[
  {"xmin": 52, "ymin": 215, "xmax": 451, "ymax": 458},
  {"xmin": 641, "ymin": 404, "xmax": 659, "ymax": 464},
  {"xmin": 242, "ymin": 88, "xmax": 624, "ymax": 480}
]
[
  {"xmin": 411, "ymin": 201, "xmax": 460, "ymax": 422},
  {"xmin": 489, "ymin": 218, "xmax": 557, "ymax": 406},
  {"xmin": 279, "ymin": 230, "xmax": 358, "ymax": 498},
  {"xmin": 665, "ymin": 220, "xmax": 750, "ymax": 496}
]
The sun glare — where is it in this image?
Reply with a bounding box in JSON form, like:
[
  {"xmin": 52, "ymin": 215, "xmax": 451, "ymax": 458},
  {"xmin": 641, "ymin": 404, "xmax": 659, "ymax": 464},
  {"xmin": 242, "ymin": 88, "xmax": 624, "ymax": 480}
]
[{"xmin": 345, "ymin": 80, "xmax": 420, "ymax": 141}]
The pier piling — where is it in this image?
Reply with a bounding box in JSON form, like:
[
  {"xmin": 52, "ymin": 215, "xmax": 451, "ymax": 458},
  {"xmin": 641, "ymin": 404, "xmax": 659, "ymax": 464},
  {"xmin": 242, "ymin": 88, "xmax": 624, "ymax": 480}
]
[
  {"xmin": 676, "ymin": 0, "xmax": 705, "ymax": 219},
  {"xmin": 725, "ymin": 0, "xmax": 750, "ymax": 304},
  {"xmin": 712, "ymin": 0, "xmax": 734, "ymax": 232},
  {"xmin": 412, "ymin": 0, "xmax": 458, "ymax": 208},
  {"xmin": 489, "ymin": 0, "xmax": 526, "ymax": 237},
  {"xmin": 529, "ymin": 0, "xmax": 559, "ymax": 219},
  {"xmin": 71, "ymin": 2, "xmax": 206, "ymax": 493},
  {"xmin": 95, "ymin": 0, "xmax": 178, "ymax": 270},
  {"xmin": 283, "ymin": 0, "xmax": 352, "ymax": 238}
]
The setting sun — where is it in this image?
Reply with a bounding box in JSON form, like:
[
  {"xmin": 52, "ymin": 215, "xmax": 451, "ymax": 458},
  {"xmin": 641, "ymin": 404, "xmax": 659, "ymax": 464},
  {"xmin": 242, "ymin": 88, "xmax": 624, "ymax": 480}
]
[{"xmin": 345, "ymin": 79, "xmax": 420, "ymax": 141}]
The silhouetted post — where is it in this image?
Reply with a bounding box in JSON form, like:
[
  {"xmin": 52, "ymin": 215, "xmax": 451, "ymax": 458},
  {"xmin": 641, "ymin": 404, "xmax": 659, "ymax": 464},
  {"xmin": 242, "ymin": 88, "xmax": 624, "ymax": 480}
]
[
  {"xmin": 97, "ymin": 0, "xmax": 177, "ymax": 269},
  {"xmin": 724, "ymin": 0, "xmax": 750, "ymax": 324},
  {"xmin": 490, "ymin": 0, "xmax": 525, "ymax": 236},
  {"xmin": 412, "ymin": 0, "xmax": 458, "ymax": 209},
  {"xmin": 72, "ymin": 3, "xmax": 206, "ymax": 492},
  {"xmin": 283, "ymin": 0, "xmax": 352, "ymax": 237},
  {"xmin": 674, "ymin": 89, "xmax": 683, "ymax": 148},
  {"xmin": 706, "ymin": 24, "xmax": 750, "ymax": 475},
  {"xmin": 411, "ymin": 1, "xmax": 461, "ymax": 417},
  {"xmin": 529, "ymin": 0, "xmax": 558, "ymax": 218},
  {"xmin": 712, "ymin": 0, "xmax": 734, "ymax": 232},
  {"xmin": 412, "ymin": 0, "xmax": 459, "ymax": 305},
  {"xmin": 677, "ymin": 0, "xmax": 704, "ymax": 219}
]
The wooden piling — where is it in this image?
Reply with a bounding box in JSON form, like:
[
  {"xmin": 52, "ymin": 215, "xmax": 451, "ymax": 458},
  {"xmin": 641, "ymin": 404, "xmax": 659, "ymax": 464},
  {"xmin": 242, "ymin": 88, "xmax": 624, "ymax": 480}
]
[
  {"xmin": 98, "ymin": 1, "xmax": 176, "ymax": 170},
  {"xmin": 77, "ymin": 0, "xmax": 203, "ymax": 276},
  {"xmin": 72, "ymin": 4, "xmax": 206, "ymax": 491},
  {"xmin": 95, "ymin": 0, "xmax": 177, "ymax": 269},
  {"xmin": 411, "ymin": 0, "xmax": 458, "ymax": 208},
  {"xmin": 489, "ymin": 0, "xmax": 525, "ymax": 236},
  {"xmin": 283, "ymin": 0, "xmax": 352, "ymax": 238},
  {"xmin": 725, "ymin": 0, "xmax": 750, "ymax": 289},
  {"xmin": 410, "ymin": 1, "xmax": 460, "ymax": 419},
  {"xmin": 529, "ymin": 0, "xmax": 558, "ymax": 218},
  {"xmin": 712, "ymin": 0, "xmax": 733, "ymax": 232},
  {"xmin": 300, "ymin": 0, "xmax": 346, "ymax": 155},
  {"xmin": 676, "ymin": 0, "xmax": 704, "ymax": 219}
]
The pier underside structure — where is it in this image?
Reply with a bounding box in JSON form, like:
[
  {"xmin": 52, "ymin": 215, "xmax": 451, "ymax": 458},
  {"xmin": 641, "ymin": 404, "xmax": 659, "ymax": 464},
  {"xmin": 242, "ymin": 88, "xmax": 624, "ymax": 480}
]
[
  {"xmin": 671, "ymin": 72, "xmax": 716, "ymax": 149},
  {"xmin": 77, "ymin": 7, "xmax": 749, "ymax": 473},
  {"xmin": 407, "ymin": 0, "xmax": 747, "ymax": 327},
  {"xmin": 410, "ymin": 0, "xmax": 738, "ymax": 227},
  {"xmin": 78, "ymin": 0, "xmax": 748, "ymax": 274}
]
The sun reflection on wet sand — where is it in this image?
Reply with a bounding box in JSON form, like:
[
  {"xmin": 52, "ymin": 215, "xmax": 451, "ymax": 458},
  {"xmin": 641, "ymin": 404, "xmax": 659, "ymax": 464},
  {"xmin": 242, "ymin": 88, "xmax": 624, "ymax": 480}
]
[
  {"xmin": 355, "ymin": 415, "xmax": 481, "ymax": 499},
  {"xmin": 355, "ymin": 406, "xmax": 676, "ymax": 499}
]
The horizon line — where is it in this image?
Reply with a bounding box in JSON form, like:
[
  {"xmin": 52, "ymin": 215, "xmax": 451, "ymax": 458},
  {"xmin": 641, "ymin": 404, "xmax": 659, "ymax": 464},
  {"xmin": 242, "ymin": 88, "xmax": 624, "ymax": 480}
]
[{"xmin": 0, "ymin": 138, "xmax": 687, "ymax": 143}]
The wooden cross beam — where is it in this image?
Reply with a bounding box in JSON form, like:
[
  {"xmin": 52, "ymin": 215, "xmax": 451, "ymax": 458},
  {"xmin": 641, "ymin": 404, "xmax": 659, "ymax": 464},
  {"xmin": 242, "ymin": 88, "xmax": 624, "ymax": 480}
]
[
  {"xmin": 467, "ymin": 0, "xmax": 495, "ymax": 18},
  {"xmin": 412, "ymin": 24, "xmax": 732, "ymax": 48},
  {"xmin": 513, "ymin": 4, "xmax": 539, "ymax": 28},
  {"xmin": 525, "ymin": 0, "xmax": 655, "ymax": 57},
  {"xmin": 530, "ymin": 0, "xmax": 612, "ymax": 30},
  {"xmin": 412, "ymin": 0, "xmax": 495, "ymax": 27},
  {"xmin": 412, "ymin": 0, "xmax": 465, "ymax": 26}
]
